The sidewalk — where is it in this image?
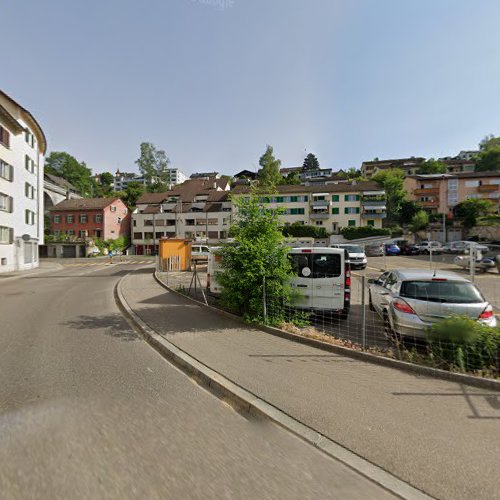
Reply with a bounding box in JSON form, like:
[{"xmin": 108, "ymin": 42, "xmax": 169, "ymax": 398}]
[
  {"xmin": 121, "ymin": 271, "xmax": 500, "ymax": 500},
  {"xmin": 0, "ymin": 260, "xmax": 63, "ymax": 281}
]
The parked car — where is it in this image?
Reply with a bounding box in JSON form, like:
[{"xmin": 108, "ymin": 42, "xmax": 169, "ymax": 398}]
[
  {"xmin": 415, "ymin": 241, "xmax": 443, "ymax": 255},
  {"xmin": 365, "ymin": 243, "xmax": 385, "ymax": 257},
  {"xmin": 442, "ymin": 241, "xmax": 489, "ymax": 255},
  {"xmin": 368, "ymin": 269, "xmax": 496, "ymax": 339},
  {"xmin": 393, "ymin": 239, "xmax": 419, "ymax": 256},
  {"xmin": 384, "ymin": 243, "xmax": 401, "ymax": 256},
  {"xmin": 454, "ymin": 255, "xmax": 496, "ymax": 273},
  {"xmin": 331, "ymin": 244, "xmax": 367, "ymax": 270}
]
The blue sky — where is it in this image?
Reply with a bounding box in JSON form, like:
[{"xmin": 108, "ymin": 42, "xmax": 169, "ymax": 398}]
[{"xmin": 3, "ymin": 0, "xmax": 500, "ymax": 176}]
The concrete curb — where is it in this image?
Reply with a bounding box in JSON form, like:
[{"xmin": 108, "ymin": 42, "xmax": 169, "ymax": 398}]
[
  {"xmin": 153, "ymin": 271, "xmax": 500, "ymax": 392},
  {"xmin": 116, "ymin": 274, "xmax": 431, "ymax": 500}
]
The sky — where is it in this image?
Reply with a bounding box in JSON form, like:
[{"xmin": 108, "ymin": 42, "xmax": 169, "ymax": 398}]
[{"xmin": 2, "ymin": 0, "xmax": 500, "ymax": 177}]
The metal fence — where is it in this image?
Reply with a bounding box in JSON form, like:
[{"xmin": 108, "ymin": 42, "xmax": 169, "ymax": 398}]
[{"xmin": 156, "ymin": 248, "xmax": 500, "ymax": 376}]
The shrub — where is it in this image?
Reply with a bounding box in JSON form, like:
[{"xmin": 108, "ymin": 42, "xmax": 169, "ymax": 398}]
[
  {"xmin": 282, "ymin": 224, "xmax": 328, "ymax": 239},
  {"xmin": 426, "ymin": 316, "xmax": 500, "ymax": 373},
  {"xmin": 340, "ymin": 226, "xmax": 390, "ymax": 240}
]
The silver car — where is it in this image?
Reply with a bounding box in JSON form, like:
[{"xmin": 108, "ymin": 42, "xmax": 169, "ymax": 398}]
[
  {"xmin": 368, "ymin": 269, "xmax": 496, "ymax": 339},
  {"xmin": 442, "ymin": 241, "xmax": 489, "ymax": 255}
]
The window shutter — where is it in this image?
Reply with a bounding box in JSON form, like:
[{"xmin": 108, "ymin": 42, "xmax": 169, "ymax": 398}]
[{"xmin": 9, "ymin": 227, "xmax": 14, "ymax": 244}]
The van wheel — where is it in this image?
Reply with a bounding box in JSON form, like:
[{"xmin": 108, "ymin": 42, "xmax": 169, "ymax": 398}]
[{"xmin": 368, "ymin": 292, "xmax": 375, "ymax": 311}]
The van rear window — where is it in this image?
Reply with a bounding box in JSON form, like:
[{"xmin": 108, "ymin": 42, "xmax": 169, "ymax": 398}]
[{"xmin": 290, "ymin": 253, "xmax": 342, "ymax": 278}]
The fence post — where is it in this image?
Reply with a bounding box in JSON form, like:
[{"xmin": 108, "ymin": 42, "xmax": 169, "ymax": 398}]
[
  {"xmin": 361, "ymin": 275, "xmax": 366, "ymax": 350},
  {"xmin": 469, "ymin": 245, "xmax": 476, "ymax": 283},
  {"xmin": 263, "ymin": 275, "xmax": 267, "ymax": 324}
]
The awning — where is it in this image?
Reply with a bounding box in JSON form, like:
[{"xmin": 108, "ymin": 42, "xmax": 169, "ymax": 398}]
[
  {"xmin": 364, "ymin": 205, "xmax": 386, "ymax": 210},
  {"xmin": 312, "ymin": 193, "xmax": 329, "ymax": 197},
  {"xmin": 363, "ymin": 191, "xmax": 385, "ymax": 196},
  {"xmin": 312, "ymin": 206, "xmax": 328, "ymax": 210}
]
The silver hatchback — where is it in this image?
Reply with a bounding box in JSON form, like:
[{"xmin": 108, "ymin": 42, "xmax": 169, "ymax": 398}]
[{"xmin": 368, "ymin": 269, "xmax": 496, "ymax": 339}]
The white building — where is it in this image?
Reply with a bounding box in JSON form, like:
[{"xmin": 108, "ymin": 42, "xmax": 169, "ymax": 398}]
[
  {"xmin": 113, "ymin": 167, "xmax": 187, "ymax": 191},
  {"xmin": 132, "ymin": 177, "xmax": 230, "ymax": 254},
  {"xmin": 0, "ymin": 90, "xmax": 46, "ymax": 273}
]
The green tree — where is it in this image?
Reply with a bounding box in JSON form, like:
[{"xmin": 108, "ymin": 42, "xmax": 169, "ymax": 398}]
[
  {"xmin": 372, "ymin": 168, "xmax": 406, "ymax": 224},
  {"xmin": 257, "ymin": 145, "xmax": 282, "ymax": 191},
  {"xmin": 45, "ymin": 151, "xmax": 97, "ymax": 197},
  {"xmin": 399, "ymin": 200, "xmax": 421, "ymax": 224},
  {"xmin": 409, "ymin": 210, "xmax": 429, "ymax": 234},
  {"xmin": 217, "ymin": 195, "xmax": 293, "ymax": 322},
  {"xmin": 302, "ymin": 153, "xmax": 319, "ymax": 171},
  {"xmin": 135, "ymin": 142, "xmax": 171, "ymax": 186},
  {"xmin": 476, "ymin": 135, "xmax": 500, "ymax": 171},
  {"xmin": 454, "ymin": 198, "xmax": 493, "ymax": 228},
  {"xmin": 123, "ymin": 181, "xmax": 146, "ymax": 208},
  {"xmin": 416, "ymin": 159, "xmax": 447, "ymax": 174},
  {"xmin": 284, "ymin": 170, "xmax": 301, "ymax": 185},
  {"xmin": 479, "ymin": 135, "xmax": 500, "ymax": 151}
]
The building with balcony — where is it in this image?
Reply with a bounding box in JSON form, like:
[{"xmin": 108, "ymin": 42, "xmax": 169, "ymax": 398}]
[
  {"xmin": 0, "ymin": 90, "xmax": 47, "ymax": 273},
  {"xmin": 404, "ymin": 172, "xmax": 500, "ymax": 214},
  {"xmin": 132, "ymin": 177, "xmax": 230, "ymax": 254},
  {"xmin": 230, "ymin": 182, "xmax": 386, "ymax": 234},
  {"xmin": 361, "ymin": 157, "xmax": 426, "ymax": 178},
  {"xmin": 48, "ymin": 198, "xmax": 130, "ymax": 257}
]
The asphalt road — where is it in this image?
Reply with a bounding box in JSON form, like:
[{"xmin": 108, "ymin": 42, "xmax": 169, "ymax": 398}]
[{"xmin": 0, "ymin": 263, "xmax": 395, "ymax": 500}]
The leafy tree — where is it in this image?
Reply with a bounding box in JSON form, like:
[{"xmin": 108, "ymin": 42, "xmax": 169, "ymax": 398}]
[
  {"xmin": 284, "ymin": 170, "xmax": 301, "ymax": 185},
  {"xmin": 399, "ymin": 200, "xmax": 421, "ymax": 223},
  {"xmin": 216, "ymin": 195, "xmax": 293, "ymax": 322},
  {"xmin": 416, "ymin": 159, "xmax": 447, "ymax": 175},
  {"xmin": 479, "ymin": 135, "xmax": 500, "ymax": 151},
  {"xmin": 454, "ymin": 198, "xmax": 493, "ymax": 228},
  {"xmin": 147, "ymin": 180, "xmax": 169, "ymax": 193},
  {"xmin": 476, "ymin": 135, "xmax": 500, "ymax": 172},
  {"xmin": 257, "ymin": 145, "xmax": 282, "ymax": 191},
  {"xmin": 135, "ymin": 142, "xmax": 171, "ymax": 186},
  {"xmin": 409, "ymin": 210, "xmax": 429, "ymax": 234},
  {"xmin": 302, "ymin": 153, "xmax": 320, "ymax": 171},
  {"xmin": 45, "ymin": 151, "xmax": 98, "ymax": 197},
  {"xmin": 100, "ymin": 171, "xmax": 114, "ymax": 186},
  {"xmin": 123, "ymin": 181, "xmax": 146, "ymax": 208},
  {"xmin": 372, "ymin": 168, "xmax": 406, "ymax": 224}
]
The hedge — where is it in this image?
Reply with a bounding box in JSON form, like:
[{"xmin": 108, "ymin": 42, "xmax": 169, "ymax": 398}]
[
  {"xmin": 340, "ymin": 226, "xmax": 391, "ymax": 240},
  {"xmin": 282, "ymin": 224, "xmax": 328, "ymax": 238}
]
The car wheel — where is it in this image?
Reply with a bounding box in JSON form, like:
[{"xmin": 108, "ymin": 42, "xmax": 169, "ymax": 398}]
[{"xmin": 369, "ymin": 291, "xmax": 375, "ymax": 311}]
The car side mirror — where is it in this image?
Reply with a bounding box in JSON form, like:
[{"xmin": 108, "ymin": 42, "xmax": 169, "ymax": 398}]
[{"xmin": 367, "ymin": 278, "xmax": 376, "ymax": 284}]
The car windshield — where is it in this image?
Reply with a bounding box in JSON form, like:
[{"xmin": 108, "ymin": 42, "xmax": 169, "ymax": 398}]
[
  {"xmin": 343, "ymin": 245, "xmax": 363, "ymax": 253},
  {"xmin": 400, "ymin": 280, "xmax": 484, "ymax": 304}
]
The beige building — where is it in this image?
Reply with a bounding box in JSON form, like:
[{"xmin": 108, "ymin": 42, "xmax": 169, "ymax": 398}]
[
  {"xmin": 231, "ymin": 181, "xmax": 386, "ymax": 233},
  {"xmin": 404, "ymin": 172, "xmax": 500, "ymax": 214}
]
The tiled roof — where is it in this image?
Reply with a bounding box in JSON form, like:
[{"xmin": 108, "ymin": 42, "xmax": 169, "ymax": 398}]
[
  {"xmin": 44, "ymin": 173, "xmax": 78, "ymax": 191},
  {"xmin": 407, "ymin": 171, "xmax": 500, "ymax": 180},
  {"xmin": 50, "ymin": 197, "xmax": 120, "ymax": 211}
]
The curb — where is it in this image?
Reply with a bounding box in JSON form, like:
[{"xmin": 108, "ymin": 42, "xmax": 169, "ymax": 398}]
[
  {"xmin": 153, "ymin": 271, "xmax": 500, "ymax": 392},
  {"xmin": 116, "ymin": 274, "xmax": 431, "ymax": 500}
]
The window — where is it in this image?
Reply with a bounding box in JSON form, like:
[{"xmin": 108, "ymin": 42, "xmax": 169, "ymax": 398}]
[
  {"xmin": 117, "ymin": 217, "xmax": 122, "ymax": 223},
  {"xmin": 78, "ymin": 230, "xmax": 87, "ymax": 239},
  {"xmin": 25, "ymin": 155, "xmax": 35, "ymax": 173},
  {"xmin": 344, "ymin": 207, "xmax": 360, "ymax": 214},
  {"xmin": 490, "ymin": 179, "xmax": 500, "ymax": 185},
  {"xmin": 94, "ymin": 214, "xmax": 102, "ymax": 223},
  {"xmin": 53, "ymin": 230, "xmax": 61, "ymax": 237},
  {"xmin": 290, "ymin": 253, "xmax": 342, "ymax": 279},
  {"xmin": 284, "ymin": 208, "xmax": 305, "ymax": 215},
  {"xmin": 332, "ymin": 195, "xmax": 339, "ymax": 202},
  {"xmin": 0, "ymin": 193, "xmax": 13, "ymax": 212},
  {"xmin": 315, "ymin": 221, "xmax": 323, "ymax": 226},
  {"xmin": 344, "ymin": 194, "xmax": 360, "ymax": 202},
  {"xmin": 465, "ymin": 180, "xmax": 480, "ymax": 188},
  {"xmin": 332, "ymin": 207, "xmax": 339, "ymax": 215},
  {"xmin": 348, "ymin": 219, "xmax": 356, "ymax": 227},
  {"xmin": 66, "ymin": 230, "xmax": 75, "ymax": 236},
  {"xmin": 367, "ymin": 220, "xmax": 375, "ymax": 226},
  {"xmin": 25, "ymin": 130, "xmax": 35, "ymax": 148},
  {"xmin": 110, "ymin": 205, "xmax": 117, "ymax": 212},
  {"xmin": 134, "ymin": 232, "xmax": 143, "ymax": 240},
  {"xmin": 79, "ymin": 214, "xmax": 88, "ymax": 223},
  {"xmin": 0, "ymin": 160, "xmax": 13, "ymax": 181},
  {"xmin": 53, "ymin": 215, "xmax": 61, "ymax": 224},
  {"xmin": 66, "ymin": 215, "xmax": 74, "ymax": 223},
  {"xmin": 25, "ymin": 183, "xmax": 35, "ymax": 199},
  {"xmin": 400, "ymin": 281, "xmax": 483, "ymax": 304},
  {"xmin": 0, "ymin": 226, "xmax": 13, "ymax": 244},
  {"xmin": 0, "ymin": 126, "xmax": 10, "ymax": 148},
  {"xmin": 25, "ymin": 210, "xmax": 35, "ymax": 225}
]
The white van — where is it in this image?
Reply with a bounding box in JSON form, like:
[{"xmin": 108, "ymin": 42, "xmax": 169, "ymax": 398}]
[{"xmin": 288, "ymin": 247, "xmax": 350, "ymax": 319}]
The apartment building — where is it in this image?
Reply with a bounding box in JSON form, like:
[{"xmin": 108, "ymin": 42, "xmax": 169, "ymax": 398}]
[
  {"xmin": 113, "ymin": 168, "xmax": 188, "ymax": 191},
  {"xmin": 132, "ymin": 178, "xmax": 231, "ymax": 254},
  {"xmin": 361, "ymin": 157, "xmax": 426, "ymax": 178},
  {"xmin": 49, "ymin": 198, "xmax": 130, "ymax": 241},
  {"xmin": 404, "ymin": 172, "xmax": 500, "ymax": 214},
  {"xmin": 231, "ymin": 181, "xmax": 386, "ymax": 234},
  {"xmin": 0, "ymin": 90, "xmax": 46, "ymax": 273}
]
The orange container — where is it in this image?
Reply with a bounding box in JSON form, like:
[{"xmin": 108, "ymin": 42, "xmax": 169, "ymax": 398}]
[{"xmin": 159, "ymin": 238, "xmax": 192, "ymax": 271}]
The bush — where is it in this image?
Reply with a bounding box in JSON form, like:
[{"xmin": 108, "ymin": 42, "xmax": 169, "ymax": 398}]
[
  {"xmin": 282, "ymin": 224, "xmax": 328, "ymax": 239},
  {"xmin": 340, "ymin": 226, "xmax": 390, "ymax": 240},
  {"xmin": 426, "ymin": 316, "xmax": 500, "ymax": 373}
]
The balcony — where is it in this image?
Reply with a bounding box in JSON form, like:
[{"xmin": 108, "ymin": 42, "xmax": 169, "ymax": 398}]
[
  {"xmin": 414, "ymin": 187, "xmax": 440, "ymax": 196},
  {"xmin": 362, "ymin": 212, "xmax": 387, "ymax": 219},
  {"xmin": 420, "ymin": 200, "xmax": 439, "ymax": 207},
  {"xmin": 310, "ymin": 199, "xmax": 330, "ymax": 207},
  {"xmin": 309, "ymin": 212, "xmax": 329, "ymax": 220},
  {"xmin": 478, "ymin": 184, "xmax": 499, "ymax": 193},
  {"xmin": 361, "ymin": 199, "xmax": 386, "ymax": 206}
]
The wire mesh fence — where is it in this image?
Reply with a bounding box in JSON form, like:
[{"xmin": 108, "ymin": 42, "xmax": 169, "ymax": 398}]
[{"xmin": 155, "ymin": 249, "xmax": 500, "ymax": 377}]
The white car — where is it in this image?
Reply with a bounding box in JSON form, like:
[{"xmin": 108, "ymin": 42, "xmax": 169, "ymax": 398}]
[
  {"xmin": 443, "ymin": 241, "xmax": 489, "ymax": 255},
  {"xmin": 331, "ymin": 244, "xmax": 367, "ymax": 270},
  {"xmin": 415, "ymin": 241, "xmax": 443, "ymax": 255}
]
